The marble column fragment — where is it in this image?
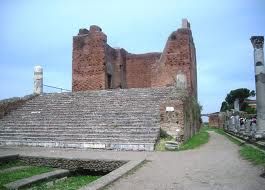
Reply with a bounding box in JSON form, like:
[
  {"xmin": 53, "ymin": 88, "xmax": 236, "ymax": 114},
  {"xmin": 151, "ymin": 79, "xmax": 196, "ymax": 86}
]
[
  {"xmin": 250, "ymin": 36, "xmax": 265, "ymax": 138},
  {"xmin": 34, "ymin": 66, "xmax": 43, "ymax": 94}
]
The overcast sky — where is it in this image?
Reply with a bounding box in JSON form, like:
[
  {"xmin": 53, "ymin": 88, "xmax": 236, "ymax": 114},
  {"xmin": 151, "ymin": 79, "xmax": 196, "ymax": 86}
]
[{"xmin": 0, "ymin": 0, "xmax": 264, "ymax": 117}]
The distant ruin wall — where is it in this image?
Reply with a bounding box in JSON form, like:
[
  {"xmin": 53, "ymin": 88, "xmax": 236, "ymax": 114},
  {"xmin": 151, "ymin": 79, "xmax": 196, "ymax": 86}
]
[{"xmin": 209, "ymin": 115, "xmax": 220, "ymax": 128}]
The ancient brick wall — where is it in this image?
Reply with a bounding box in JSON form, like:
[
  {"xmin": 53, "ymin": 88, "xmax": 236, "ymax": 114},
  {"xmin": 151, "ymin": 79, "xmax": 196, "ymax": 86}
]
[
  {"xmin": 160, "ymin": 99, "xmax": 185, "ymax": 140},
  {"xmin": 72, "ymin": 19, "xmax": 197, "ymax": 99},
  {"xmin": 105, "ymin": 46, "xmax": 127, "ymax": 89},
  {"xmin": 72, "ymin": 26, "xmax": 107, "ymax": 91},
  {"xmin": 159, "ymin": 94, "xmax": 201, "ymax": 142},
  {"xmin": 151, "ymin": 23, "xmax": 197, "ymax": 98},
  {"xmin": 126, "ymin": 53, "xmax": 161, "ymax": 88}
]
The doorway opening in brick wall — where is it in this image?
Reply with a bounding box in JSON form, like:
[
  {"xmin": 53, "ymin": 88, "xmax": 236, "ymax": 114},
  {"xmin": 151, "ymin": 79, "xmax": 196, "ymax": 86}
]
[{"xmin": 107, "ymin": 74, "xmax": 112, "ymax": 89}]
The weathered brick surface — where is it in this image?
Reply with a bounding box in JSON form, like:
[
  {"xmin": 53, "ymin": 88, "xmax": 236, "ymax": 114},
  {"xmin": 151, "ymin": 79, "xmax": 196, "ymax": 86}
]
[
  {"xmin": 209, "ymin": 115, "xmax": 219, "ymax": 128},
  {"xmin": 126, "ymin": 53, "xmax": 161, "ymax": 88},
  {"xmin": 72, "ymin": 20, "xmax": 197, "ymax": 98},
  {"xmin": 151, "ymin": 28, "xmax": 197, "ymax": 98},
  {"xmin": 72, "ymin": 26, "xmax": 107, "ymax": 91},
  {"xmin": 160, "ymin": 99, "xmax": 184, "ymax": 139}
]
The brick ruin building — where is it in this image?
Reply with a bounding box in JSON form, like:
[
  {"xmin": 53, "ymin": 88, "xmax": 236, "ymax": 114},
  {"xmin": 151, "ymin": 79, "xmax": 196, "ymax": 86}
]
[
  {"xmin": 0, "ymin": 19, "xmax": 200, "ymax": 151},
  {"xmin": 72, "ymin": 19, "xmax": 197, "ymax": 98}
]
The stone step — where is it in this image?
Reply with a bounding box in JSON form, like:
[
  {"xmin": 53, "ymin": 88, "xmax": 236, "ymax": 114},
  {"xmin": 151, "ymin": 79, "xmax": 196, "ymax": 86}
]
[
  {"xmin": 0, "ymin": 132, "xmax": 158, "ymax": 137},
  {"xmin": 0, "ymin": 122, "xmax": 159, "ymax": 126},
  {"xmin": 0, "ymin": 87, "xmax": 173, "ymax": 151},
  {"xmin": 2, "ymin": 115, "xmax": 158, "ymax": 120},
  {"xmin": 0, "ymin": 127, "xmax": 159, "ymax": 133},
  {"xmin": 0, "ymin": 140, "xmax": 156, "ymax": 150},
  {"xmin": 0, "ymin": 136, "xmax": 157, "ymax": 143}
]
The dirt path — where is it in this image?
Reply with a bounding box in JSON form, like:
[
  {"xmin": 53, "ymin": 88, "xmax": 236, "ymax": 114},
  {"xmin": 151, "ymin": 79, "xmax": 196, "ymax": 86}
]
[
  {"xmin": 106, "ymin": 132, "xmax": 265, "ymax": 190},
  {"xmin": 0, "ymin": 132, "xmax": 264, "ymax": 189}
]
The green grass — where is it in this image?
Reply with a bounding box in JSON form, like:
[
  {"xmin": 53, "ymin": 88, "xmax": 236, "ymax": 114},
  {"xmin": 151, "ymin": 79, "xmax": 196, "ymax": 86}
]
[
  {"xmin": 155, "ymin": 129, "xmax": 174, "ymax": 151},
  {"xmin": 240, "ymin": 145, "xmax": 265, "ymax": 166},
  {"xmin": 179, "ymin": 129, "xmax": 209, "ymax": 150},
  {"xmin": 0, "ymin": 166, "xmax": 53, "ymax": 189},
  {"xmin": 156, "ymin": 128, "xmax": 210, "ymax": 151},
  {"xmin": 155, "ymin": 136, "xmax": 174, "ymax": 151},
  {"xmin": 0, "ymin": 160, "xmax": 24, "ymax": 170},
  {"xmin": 27, "ymin": 175, "xmax": 100, "ymax": 190}
]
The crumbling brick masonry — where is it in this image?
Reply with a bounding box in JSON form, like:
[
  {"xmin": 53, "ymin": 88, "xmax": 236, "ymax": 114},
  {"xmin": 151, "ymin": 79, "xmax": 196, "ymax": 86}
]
[{"xmin": 72, "ymin": 19, "xmax": 197, "ymax": 98}]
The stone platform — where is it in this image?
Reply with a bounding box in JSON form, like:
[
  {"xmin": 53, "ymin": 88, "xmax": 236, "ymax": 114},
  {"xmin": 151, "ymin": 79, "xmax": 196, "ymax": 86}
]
[{"xmin": 0, "ymin": 87, "xmax": 175, "ymax": 151}]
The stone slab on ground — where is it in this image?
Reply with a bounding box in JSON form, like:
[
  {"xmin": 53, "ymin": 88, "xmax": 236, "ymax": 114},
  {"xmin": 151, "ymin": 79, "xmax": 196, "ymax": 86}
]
[
  {"xmin": 0, "ymin": 166, "xmax": 31, "ymax": 174},
  {"xmin": 4, "ymin": 169, "xmax": 70, "ymax": 190},
  {"xmin": 79, "ymin": 159, "xmax": 145, "ymax": 190}
]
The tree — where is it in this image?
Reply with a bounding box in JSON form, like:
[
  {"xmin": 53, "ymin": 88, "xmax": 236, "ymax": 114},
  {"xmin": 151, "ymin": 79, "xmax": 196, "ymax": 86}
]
[
  {"xmin": 220, "ymin": 101, "xmax": 230, "ymax": 112},
  {"xmin": 220, "ymin": 88, "xmax": 255, "ymax": 112}
]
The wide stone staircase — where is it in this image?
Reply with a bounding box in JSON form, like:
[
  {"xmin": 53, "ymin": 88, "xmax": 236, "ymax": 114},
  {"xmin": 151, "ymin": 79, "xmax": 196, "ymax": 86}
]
[{"xmin": 0, "ymin": 87, "xmax": 173, "ymax": 151}]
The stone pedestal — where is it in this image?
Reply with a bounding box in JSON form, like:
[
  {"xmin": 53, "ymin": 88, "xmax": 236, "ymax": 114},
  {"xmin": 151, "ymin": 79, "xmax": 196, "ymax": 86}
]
[
  {"xmin": 250, "ymin": 36, "xmax": 265, "ymax": 138},
  {"xmin": 34, "ymin": 66, "xmax": 43, "ymax": 94}
]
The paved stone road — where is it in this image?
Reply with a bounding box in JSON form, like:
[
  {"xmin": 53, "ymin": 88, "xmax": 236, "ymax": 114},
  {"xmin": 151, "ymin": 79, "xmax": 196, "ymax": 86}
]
[{"xmin": 0, "ymin": 132, "xmax": 264, "ymax": 190}]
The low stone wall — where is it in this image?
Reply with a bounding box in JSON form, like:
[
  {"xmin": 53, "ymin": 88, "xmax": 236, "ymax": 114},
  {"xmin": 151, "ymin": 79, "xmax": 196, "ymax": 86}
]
[
  {"xmin": 0, "ymin": 94, "xmax": 37, "ymax": 119},
  {"xmin": 19, "ymin": 156, "xmax": 127, "ymax": 173}
]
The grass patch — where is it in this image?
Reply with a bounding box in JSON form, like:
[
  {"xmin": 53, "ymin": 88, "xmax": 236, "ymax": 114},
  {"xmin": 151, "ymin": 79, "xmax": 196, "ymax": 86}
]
[
  {"xmin": 156, "ymin": 128, "xmax": 210, "ymax": 151},
  {"xmin": 0, "ymin": 160, "xmax": 24, "ymax": 170},
  {"xmin": 179, "ymin": 129, "xmax": 209, "ymax": 150},
  {"xmin": 240, "ymin": 145, "xmax": 265, "ymax": 166},
  {"xmin": 26, "ymin": 175, "xmax": 100, "ymax": 190},
  {"xmin": 155, "ymin": 136, "xmax": 174, "ymax": 151},
  {"xmin": 0, "ymin": 166, "xmax": 53, "ymax": 189},
  {"xmin": 155, "ymin": 129, "xmax": 174, "ymax": 151}
]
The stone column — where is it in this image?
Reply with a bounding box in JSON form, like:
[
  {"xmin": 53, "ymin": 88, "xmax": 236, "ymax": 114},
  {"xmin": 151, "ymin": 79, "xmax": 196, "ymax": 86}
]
[
  {"xmin": 34, "ymin": 66, "xmax": 43, "ymax": 94},
  {"xmin": 234, "ymin": 98, "xmax": 240, "ymax": 111},
  {"xmin": 250, "ymin": 36, "xmax": 265, "ymax": 138}
]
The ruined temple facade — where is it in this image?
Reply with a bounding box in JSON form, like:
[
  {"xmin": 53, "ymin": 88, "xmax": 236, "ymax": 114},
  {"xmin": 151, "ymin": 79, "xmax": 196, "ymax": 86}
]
[{"xmin": 72, "ymin": 19, "xmax": 197, "ymax": 98}]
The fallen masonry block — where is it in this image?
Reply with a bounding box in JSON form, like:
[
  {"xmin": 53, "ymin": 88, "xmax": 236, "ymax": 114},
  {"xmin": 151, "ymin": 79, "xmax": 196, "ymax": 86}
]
[{"xmin": 165, "ymin": 141, "xmax": 179, "ymax": 150}]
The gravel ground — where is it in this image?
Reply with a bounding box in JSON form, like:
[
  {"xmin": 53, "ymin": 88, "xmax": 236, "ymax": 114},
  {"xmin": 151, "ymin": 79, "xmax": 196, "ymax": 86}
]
[{"xmin": 0, "ymin": 132, "xmax": 264, "ymax": 190}]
